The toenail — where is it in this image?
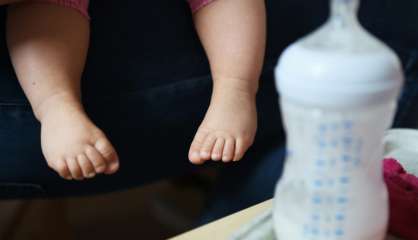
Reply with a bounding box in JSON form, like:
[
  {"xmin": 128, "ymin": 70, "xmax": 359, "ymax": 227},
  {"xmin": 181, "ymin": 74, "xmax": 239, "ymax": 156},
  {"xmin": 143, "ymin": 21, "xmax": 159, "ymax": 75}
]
[
  {"xmin": 87, "ymin": 173, "xmax": 95, "ymax": 178},
  {"xmin": 191, "ymin": 152, "xmax": 200, "ymax": 158},
  {"xmin": 96, "ymin": 166, "xmax": 106, "ymax": 173},
  {"xmin": 109, "ymin": 162, "xmax": 119, "ymax": 171},
  {"xmin": 201, "ymin": 152, "xmax": 210, "ymax": 157}
]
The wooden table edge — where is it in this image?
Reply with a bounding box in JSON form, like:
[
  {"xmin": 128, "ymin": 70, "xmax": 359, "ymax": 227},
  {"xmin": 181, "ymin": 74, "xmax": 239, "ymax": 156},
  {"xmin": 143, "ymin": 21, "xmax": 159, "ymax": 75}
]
[{"xmin": 169, "ymin": 199, "xmax": 273, "ymax": 240}]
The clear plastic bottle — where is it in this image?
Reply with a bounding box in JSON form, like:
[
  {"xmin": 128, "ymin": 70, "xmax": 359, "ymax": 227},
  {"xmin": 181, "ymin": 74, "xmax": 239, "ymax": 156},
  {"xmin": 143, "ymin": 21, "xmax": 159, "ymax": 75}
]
[{"xmin": 273, "ymin": 0, "xmax": 404, "ymax": 239}]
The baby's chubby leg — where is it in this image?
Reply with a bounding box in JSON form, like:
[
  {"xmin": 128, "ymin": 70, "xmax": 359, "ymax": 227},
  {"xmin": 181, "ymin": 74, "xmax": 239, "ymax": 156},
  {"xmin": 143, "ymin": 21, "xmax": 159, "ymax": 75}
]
[
  {"xmin": 189, "ymin": 0, "xmax": 266, "ymax": 164},
  {"xmin": 6, "ymin": 3, "xmax": 119, "ymax": 180}
]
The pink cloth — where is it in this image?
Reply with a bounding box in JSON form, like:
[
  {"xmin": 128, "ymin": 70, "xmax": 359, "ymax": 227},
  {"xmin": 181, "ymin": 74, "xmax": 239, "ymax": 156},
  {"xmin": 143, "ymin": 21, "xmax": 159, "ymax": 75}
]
[
  {"xmin": 383, "ymin": 158, "xmax": 418, "ymax": 240},
  {"xmin": 32, "ymin": 0, "xmax": 215, "ymax": 19},
  {"xmin": 188, "ymin": 0, "xmax": 216, "ymax": 12},
  {"xmin": 31, "ymin": 0, "xmax": 89, "ymax": 18}
]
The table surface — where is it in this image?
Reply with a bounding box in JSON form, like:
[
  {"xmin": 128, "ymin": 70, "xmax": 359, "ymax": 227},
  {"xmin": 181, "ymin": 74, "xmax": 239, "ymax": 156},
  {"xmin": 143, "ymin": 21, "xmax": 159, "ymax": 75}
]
[
  {"xmin": 169, "ymin": 200, "xmax": 273, "ymax": 240},
  {"xmin": 169, "ymin": 199, "xmax": 401, "ymax": 240}
]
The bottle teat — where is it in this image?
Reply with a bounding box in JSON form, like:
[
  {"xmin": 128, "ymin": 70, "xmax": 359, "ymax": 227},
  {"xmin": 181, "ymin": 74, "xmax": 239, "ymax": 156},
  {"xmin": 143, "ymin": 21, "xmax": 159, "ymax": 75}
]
[{"xmin": 275, "ymin": 0, "xmax": 403, "ymax": 110}]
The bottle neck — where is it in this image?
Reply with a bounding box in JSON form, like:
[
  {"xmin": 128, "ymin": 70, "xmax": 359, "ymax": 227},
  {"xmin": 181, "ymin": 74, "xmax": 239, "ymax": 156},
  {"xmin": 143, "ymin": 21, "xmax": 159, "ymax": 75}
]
[{"xmin": 330, "ymin": 0, "xmax": 360, "ymax": 28}]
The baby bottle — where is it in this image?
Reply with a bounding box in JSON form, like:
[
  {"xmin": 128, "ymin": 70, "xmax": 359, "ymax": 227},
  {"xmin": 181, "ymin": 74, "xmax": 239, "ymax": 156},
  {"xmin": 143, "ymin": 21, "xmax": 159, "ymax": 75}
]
[{"xmin": 272, "ymin": 0, "xmax": 404, "ymax": 239}]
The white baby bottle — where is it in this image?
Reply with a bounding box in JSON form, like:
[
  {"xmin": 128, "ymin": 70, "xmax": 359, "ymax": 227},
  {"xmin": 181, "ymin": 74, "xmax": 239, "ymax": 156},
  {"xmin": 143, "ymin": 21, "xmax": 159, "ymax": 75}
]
[{"xmin": 273, "ymin": 0, "xmax": 404, "ymax": 239}]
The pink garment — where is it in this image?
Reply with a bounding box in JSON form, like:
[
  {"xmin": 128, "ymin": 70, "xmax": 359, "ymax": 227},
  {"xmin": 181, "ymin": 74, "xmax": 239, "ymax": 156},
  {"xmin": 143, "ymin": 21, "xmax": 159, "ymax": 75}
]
[
  {"xmin": 31, "ymin": 0, "xmax": 89, "ymax": 18},
  {"xmin": 188, "ymin": 0, "xmax": 216, "ymax": 12},
  {"xmin": 383, "ymin": 158, "xmax": 418, "ymax": 240},
  {"xmin": 31, "ymin": 0, "xmax": 215, "ymax": 19}
]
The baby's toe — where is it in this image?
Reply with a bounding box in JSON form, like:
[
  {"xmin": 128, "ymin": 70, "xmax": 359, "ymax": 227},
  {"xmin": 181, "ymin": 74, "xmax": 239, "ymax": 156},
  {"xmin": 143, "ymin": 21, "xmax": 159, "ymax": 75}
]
[
  {"xmin": 77, "ymin": 154, "xmax": 95, "ymax": 178},
  {"xmin": 233, "ymin": 136, "xmax": 254, "ymax": 162},
  {"xmin": 211, "ymin": 137, "xmax": 225, "ymax": 161},
  {"xmin": 94, "ymin": 138, "xmax": 119, "ymax": 175},
  {"xmin": 66, "ymin": 157, "xmax": 84, "ymax": 180},
  {"xmin": 200, "ymin": 134, "xmax": 217, "ymax": 161},
  {"xmin": 233, "ymin": 139, "xmax": 245, "ymax": 161},
  {"xmin": 189, "ymin": 131, "xmax": 208, "ymax": 164},
  {"xmin": 222, "ymin": 138, "xmax": 236, "ymax": 162},
  {"xmin": 53, "ymin": 159, "xmax": 72, "ymax": 180},
  {"xmin": 85, "ymin": 145, "xmax": 107, "ymax": 174}
]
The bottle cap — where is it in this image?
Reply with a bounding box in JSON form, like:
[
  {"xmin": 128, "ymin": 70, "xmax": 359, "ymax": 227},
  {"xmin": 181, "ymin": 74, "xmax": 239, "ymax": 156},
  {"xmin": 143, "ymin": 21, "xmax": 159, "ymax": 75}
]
[{"xmin": 275, "ymin": 43, "xmax": 403, "ymax": 109}]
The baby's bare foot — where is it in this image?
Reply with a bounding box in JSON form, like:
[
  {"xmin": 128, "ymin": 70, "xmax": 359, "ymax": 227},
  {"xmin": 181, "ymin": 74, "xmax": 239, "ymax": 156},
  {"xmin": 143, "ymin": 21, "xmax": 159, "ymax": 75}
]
[
  {"xmin": 189, "ymin": 82, "xmax": 257, "ymax": 164},
  {"xmin": 36, "ymin": 92, "xmax": 119, "ymax": 180}
]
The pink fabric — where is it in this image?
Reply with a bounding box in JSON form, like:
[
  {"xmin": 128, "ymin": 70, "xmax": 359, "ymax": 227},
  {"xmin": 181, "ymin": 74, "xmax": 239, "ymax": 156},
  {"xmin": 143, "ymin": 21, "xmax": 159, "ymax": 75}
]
[
  {"xmin": 31, "ymin": 0, "xmax": 89, "ymax": 18},
  {"xmin": 383, "ymin": 158, "xmax": 418, "ymax": 240},
  {"xmin": 188, "ymin": 0, "xmax": 216, "ymax": 12},
  {"xmin": 31, "ymin": 0, "xmax": 212, "ymax": 17}
]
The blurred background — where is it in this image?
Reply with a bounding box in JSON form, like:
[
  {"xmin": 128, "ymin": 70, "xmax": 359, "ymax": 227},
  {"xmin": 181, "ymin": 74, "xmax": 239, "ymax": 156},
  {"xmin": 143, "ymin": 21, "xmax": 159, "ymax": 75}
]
[{"xmin": 0, "ymin": 171, "xmax": 216, "ymax": 240}]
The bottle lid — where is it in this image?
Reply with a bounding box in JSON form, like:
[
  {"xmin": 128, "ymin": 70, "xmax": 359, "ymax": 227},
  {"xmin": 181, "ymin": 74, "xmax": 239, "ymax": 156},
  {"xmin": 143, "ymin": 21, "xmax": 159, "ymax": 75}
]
[{"xmin": 275, "ymin": 43, "xmax": 403, "ymax": 109}]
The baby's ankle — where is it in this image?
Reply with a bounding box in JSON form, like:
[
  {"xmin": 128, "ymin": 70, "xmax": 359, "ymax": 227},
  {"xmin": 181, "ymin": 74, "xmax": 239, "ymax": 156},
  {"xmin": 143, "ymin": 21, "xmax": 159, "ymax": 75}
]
[
  {"xmin": 33, "ymin": 91, "xmax": 82, "ymax": 122},
  {"xmin": 212, "ymin": 75, "xmax": 258, "ymax": 97}
]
